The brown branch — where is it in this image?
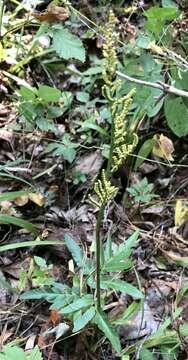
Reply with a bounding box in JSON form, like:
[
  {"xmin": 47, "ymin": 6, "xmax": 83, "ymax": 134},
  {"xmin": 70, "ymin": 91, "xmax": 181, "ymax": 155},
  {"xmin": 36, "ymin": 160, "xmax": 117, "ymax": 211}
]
[{"xmin": 116, "ymin": 71, "xmax": 188, "ymax": 99}]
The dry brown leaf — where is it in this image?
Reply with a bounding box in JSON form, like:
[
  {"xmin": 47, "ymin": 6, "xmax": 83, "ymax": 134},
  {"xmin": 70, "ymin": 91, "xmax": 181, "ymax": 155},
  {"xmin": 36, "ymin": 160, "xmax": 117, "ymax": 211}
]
[
  {"xmin": 0, "ymin": 130, "xmax": 13, "ymax": 142},
  {"xmin": 32, "ymin": 4, "xmax": 69, "ymax": 23},
  {"xmin": 15, "ymin": 194, "xmax": 29, "ymax": 206},
  {"xmin": 152, "ymin": 134, "xmax": 174, "ymax": 161},
  {"xmin": 50, "ymin": 309, "xmax": 61, "ymax": 326},
  {"xmin": 74, "ymin": 151, "xmax": 103, "ymax": 176},
  {"xmin": 29, "ymin": 192, "xmax": 45, "ymax": 207}
]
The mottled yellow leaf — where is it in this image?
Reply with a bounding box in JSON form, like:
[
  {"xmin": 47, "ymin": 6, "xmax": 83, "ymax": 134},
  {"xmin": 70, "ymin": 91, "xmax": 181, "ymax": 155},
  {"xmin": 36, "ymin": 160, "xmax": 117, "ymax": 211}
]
[
  {"xmin": 0, "ymin": 41, "xmax": 5, "ymax": 62},
  {"xmin": 175, "ymin": 199, "xmax": 188, "ymax": 226},
  {"xmin": 152, "ymin": 134, "xmax": 174, "ymax": 161},
  {"xmin": 29, "ymin": 192, "xmax": 45, "ymax": 207}
]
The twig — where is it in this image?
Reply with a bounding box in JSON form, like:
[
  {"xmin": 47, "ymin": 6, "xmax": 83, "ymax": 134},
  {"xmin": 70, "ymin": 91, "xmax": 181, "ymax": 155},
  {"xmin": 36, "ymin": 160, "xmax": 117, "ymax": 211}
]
[
  {"xmin": 0, "ymin": 0, "xmax": 5, "ymax": 38},
  {"xmin": 116, "ymin": 71, "xmax": 188, "ymax": 99}
]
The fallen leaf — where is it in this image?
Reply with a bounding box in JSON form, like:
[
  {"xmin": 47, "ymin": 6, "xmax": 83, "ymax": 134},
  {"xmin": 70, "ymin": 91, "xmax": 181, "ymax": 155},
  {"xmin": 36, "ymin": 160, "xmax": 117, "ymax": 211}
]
[
  {"xmin": 33, "ymin": 4, "xmax": 69, "ymax": 23},
  {"xmin": 152, "ymin": 134, "xmax": 174, "ymax": 161},
  {"xmin": 50, "ymin": 309, "xmax": 61, "ymax": 326},
  {"xmin": 29, "ymin": 192, "xmax": 45, "ymax": 207},
  {"xmin": 0, "ymin": 130, "xmax": 13, "ymax": 142},
  {"xmin": 15, "ymin": 194, "xmax": 29, "ymax": 206},
  {"xmin": 163, "ymin": 250, "xmax": 188, "ymax": 267},
  {"xmin": 25, "ymin": 335, "xmax": 36, "ymax": 350},
  {"xmin": 175, "ymin": 199, "xmax": 188, "ymax": 226},
  {"xmin": 74, "ymin": 151, "xmax": 103, "ymax": 176}
]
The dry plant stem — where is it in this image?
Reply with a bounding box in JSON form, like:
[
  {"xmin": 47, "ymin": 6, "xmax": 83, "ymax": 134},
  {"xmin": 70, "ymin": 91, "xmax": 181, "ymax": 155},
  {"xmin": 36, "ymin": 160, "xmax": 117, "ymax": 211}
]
[
  {"xmin": 0, "ymin": 0, "xmax": 5, "ymax": 38},
  {"xmin": 116, "ymin": 71, "xmax": 188, "ymax": 99}
]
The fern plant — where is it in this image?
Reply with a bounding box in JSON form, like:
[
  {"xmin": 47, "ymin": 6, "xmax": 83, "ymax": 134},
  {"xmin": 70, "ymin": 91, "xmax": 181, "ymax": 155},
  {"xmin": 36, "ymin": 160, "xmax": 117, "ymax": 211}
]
[{"xmin": 20, "ymin": 8, "xmax": 141, "ymax": 356}]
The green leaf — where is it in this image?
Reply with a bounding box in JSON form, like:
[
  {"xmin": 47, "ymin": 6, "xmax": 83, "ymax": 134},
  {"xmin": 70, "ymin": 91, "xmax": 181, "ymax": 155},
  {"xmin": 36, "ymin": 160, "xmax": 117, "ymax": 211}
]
[
  {"xmin": 18, "ymin": 86, "xmax": 37, "ymax": 101},
  {"xmin": 101, "ymin": 276, "xmax": 144, "ymax": 299},
  {"xmin": 61, "ymin": 295, "xmax": 94, "ymax": 314},
  {"xmin": 0, "ymin": 239, "xmax": 64, "ymax": 253},
  {"xmin": 95, "ymin": 309, "xmax": 121, "ymax": 354},
  {"xmin": 53, "ymin": 27, "xmax": 85, "ymax": 62},
  {"xmin": 180, "ymin": 322, "xmax": 188, "ymax": 337},
  {"xmin": 144, "ymin": 6, "xmax": 179, "ymax": 38},
  {"xmin": 134, "ymin": 139, "xmax": 155, "ymax": 170},
  {"xmin": 112, "ymin": 302, "xmax": 141, "ymax": 326},
  {"xmin": 140, "ymin": 348, "xmax": 156, "ymax": 360},
  {"xmin": 162, "ymin": 0, "xmax": 178, "ymax": 8},
  {"xmin": 27, "ymin": 346, "xmax": 42, "ymax": 360},
  {"xmin": 76, "ymin": 92, "xmax": 90, "ymax": 103},
  {"xmin": 21, "ymin": 284, "xmax": 69, "ymax": 301},
  {"xmin": 103, "ymin": 231, "xmax": 139, "ymax": 272},
  {"xmin": 0, "ymin": 215, "xmax": 38, "ymax": 236},
  {"xmin": 0, "ymin": 346, "xmax": 26, "ymax": 360},
  {"xmin": 38, "ymin": 85, "xmax": 61, "ymax": 103},
  {"xmin": 104, "ymin": 260, "xmax": 133, "ymax": 272},
  {"xmin": 73, "ymin": 307, "xmax": 95, "ymax": 332},
  {"xmin": 34, "ymin": 256, "xmax": 47, "ymax": 268},
  {"xmin": 165, "ymin": 96, "xmax": 188, "ymax": 137},
  {"xmin": 64, "ymin": 234, "xmax": 83, "ymax": 267},
  {"xmin": 0, "ymin": 191, "xmax": 29, "ymax": 202}
]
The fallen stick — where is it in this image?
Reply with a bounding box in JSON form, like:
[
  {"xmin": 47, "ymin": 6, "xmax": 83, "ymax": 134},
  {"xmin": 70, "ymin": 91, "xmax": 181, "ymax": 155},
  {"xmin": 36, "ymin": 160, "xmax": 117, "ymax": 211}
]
[{"xmin": 116, "ymin": 71, "xmax": 188, "ymax": 99}]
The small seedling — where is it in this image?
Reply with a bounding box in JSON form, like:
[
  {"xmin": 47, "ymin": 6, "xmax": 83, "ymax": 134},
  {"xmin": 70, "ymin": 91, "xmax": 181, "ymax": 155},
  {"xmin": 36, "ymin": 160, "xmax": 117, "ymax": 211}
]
[{"xmin": 127, "ymin": 177, "xmax": 158, "ymax": 204}]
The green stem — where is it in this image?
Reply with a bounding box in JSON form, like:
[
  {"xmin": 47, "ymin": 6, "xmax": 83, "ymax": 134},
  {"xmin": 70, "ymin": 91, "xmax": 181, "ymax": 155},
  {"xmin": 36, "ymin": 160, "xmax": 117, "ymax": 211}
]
[
  {"xmin": 96, "ymin": 205, "xmax": 105, "ymax": 310},
  {"xmin": 96, "ymin": 106, "xmax": 116, "ymax": 310},
  {"xmin": 106, "ymin": 111, "xmax": 115, "ymax": 178}
]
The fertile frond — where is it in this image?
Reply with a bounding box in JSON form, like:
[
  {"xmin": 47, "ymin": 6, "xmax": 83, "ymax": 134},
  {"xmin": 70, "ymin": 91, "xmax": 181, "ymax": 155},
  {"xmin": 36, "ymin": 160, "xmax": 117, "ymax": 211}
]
[
  {"xmin": 112, "ymin": 89, "xmax": 138, "ymax": 172},
  {"xmin": 89, "ymin": 169, "xmax": 118, "ymax": 209}
]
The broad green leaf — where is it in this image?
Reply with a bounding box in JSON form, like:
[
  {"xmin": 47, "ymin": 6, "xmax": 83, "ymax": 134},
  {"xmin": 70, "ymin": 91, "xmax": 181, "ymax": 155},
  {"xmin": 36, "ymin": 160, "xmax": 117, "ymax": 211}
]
[
  {"xmin": 18, "ymin": 86, "xmax": 37, "ymax": 101},
  {"xmin": 76, "ymin": 92, "xmax": 90, "ymax": 103},
  {"xmin": 61, "ymin": 295, "xmax": 94, "ymax": 314},
  {"xmin": 0, "ymin": 215, "xmax": 38, "ymax": 236},
  {"xmin": 140, "ymin": 348, "xmax": 156, "ymax": 360},
  {"xmin": 21, "ymin": 287, "xmax": 58, "ymax": 300},
  {"xmin": 104, "ymin": 260, "xmax": 133, "ymax": 272},
  {"xmin": 73, "ymin": 307, "xmax": 95, "ymax": 332},
  {"xmin": 134, "ymin": 139, "xmax": 155, "ymax": 170},
  {"xmin": 38, "ymin": 85, "xmax": 61, "ymax": 103},
  {"xmin": 0, "ymin": 191, "xmax": 29, "ymax": 202},
  {"xmin": 144, "ymin": 6, "xmax": 179, "ymax": 38},
  {"xmin": 0, "ymin": 346, "xmax": 26, "ymax": 360},
  {"xmin": 103, "ymin": 231, "xmax": 139, "ymax": 272},
  {"xmin": 95, "ymin": 309, "xmax": 121, "ymax": 354},
  {"xmin": 101, "ymin": 276, "xmax": 144, "ymax": 299},
  {"xmin": 53, "ymin": 28, "xmax": 85, "ymax": 62},
  {"xmin": 164, "ymin": 96, "xmax": 188, "ymax": 137},
  {"xmin": 64, "ymin": 234, "xmax": 83, "ymax": 267},
  {"xmin": 27, "ymin": 346, "xmax": 42, "ymax": 360}
]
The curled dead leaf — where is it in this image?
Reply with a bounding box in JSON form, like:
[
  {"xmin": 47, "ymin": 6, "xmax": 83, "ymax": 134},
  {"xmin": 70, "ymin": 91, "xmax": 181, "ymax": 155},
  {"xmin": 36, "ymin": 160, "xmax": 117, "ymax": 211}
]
[
  {"xmin": 32, "ymin": 4, "xmax": 69, "ymax": 23},
  {"xmin": 152, "ymin": 134, "xmax": 174, "ymax": 161}
]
